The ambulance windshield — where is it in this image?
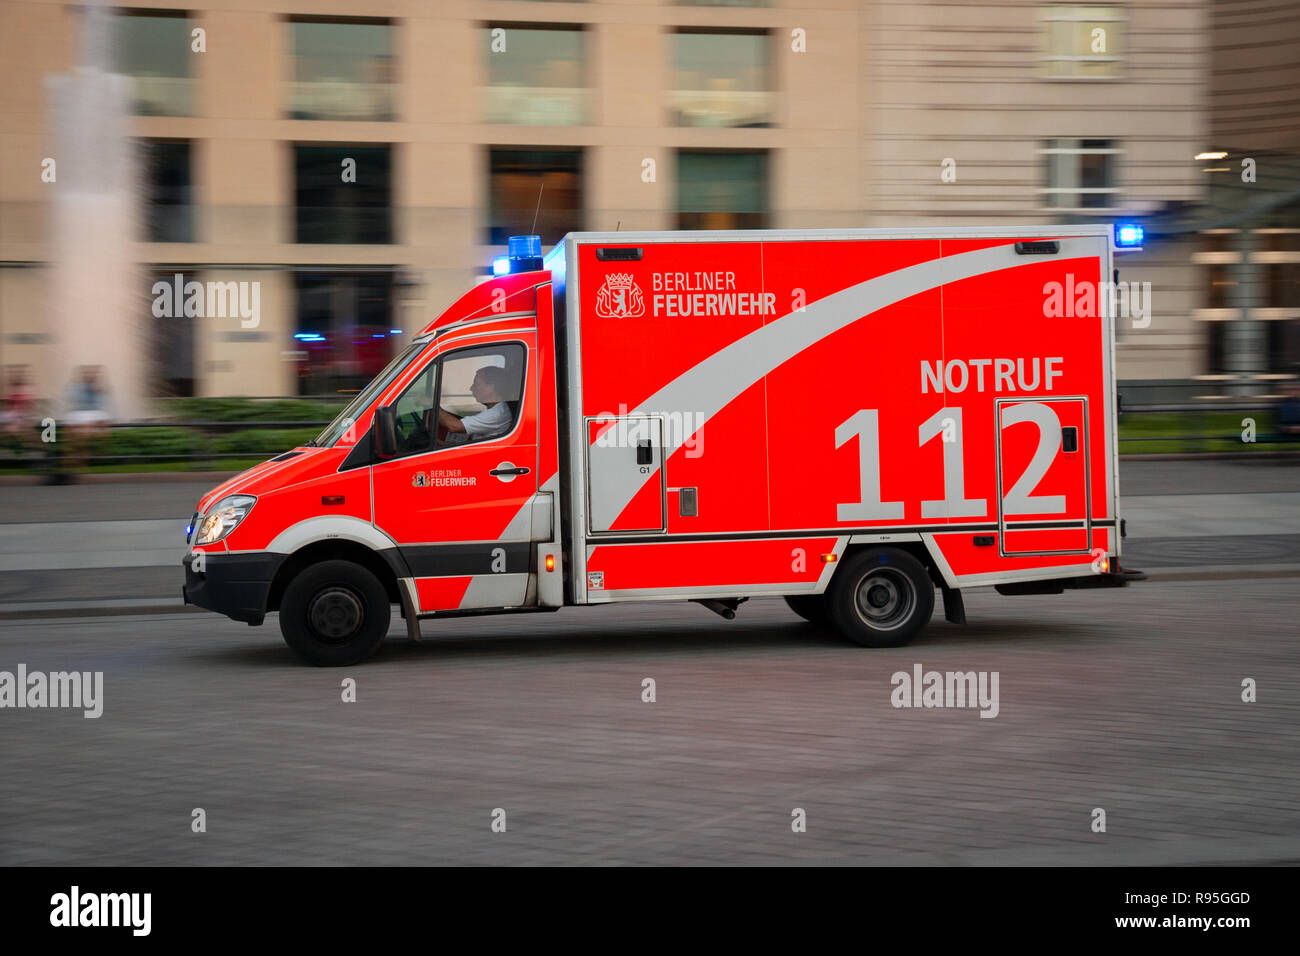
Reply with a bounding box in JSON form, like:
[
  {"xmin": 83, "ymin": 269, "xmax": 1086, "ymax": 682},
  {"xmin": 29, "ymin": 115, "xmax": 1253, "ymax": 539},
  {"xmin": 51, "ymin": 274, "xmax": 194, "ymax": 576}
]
[{"xmin": 313, "ymin": 340, "xmax": 426, "ymax": 448}]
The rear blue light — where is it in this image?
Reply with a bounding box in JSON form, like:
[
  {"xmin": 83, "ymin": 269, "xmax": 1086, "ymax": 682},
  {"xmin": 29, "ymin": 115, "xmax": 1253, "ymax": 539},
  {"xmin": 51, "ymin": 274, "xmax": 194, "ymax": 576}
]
[
  {"xmin": 491, "ymin": 256, "xmax": 510, "ymax": 276},
  {"xmin": 1115, "ymin": 223, "xmax": 1144, "ymax": 248}
]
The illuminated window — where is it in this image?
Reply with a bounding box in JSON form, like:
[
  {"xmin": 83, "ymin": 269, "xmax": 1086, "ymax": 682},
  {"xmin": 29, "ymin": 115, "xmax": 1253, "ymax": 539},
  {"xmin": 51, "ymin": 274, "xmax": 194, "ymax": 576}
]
[
  {"xmin": 294, "ymin": 273, "xmax": 397, "ymax": 397},
  {"xmin": 1042, "ymin": 6, "xmax": 1124, "ymax": 78},
  {"xmin": 676, "ymin": 151, "xmax": 769, "ymax": 230},
  {"xmin": 488, "ymin": 149, "xmax": 583, "ymax": 246}
]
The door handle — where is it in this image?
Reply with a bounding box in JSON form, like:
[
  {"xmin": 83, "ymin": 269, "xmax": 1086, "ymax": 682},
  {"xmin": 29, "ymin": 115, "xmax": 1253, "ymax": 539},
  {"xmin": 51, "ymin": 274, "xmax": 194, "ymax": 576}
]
[{"xmin": 490, "ymin": 466, "xmax": 530, "ymax": 476}]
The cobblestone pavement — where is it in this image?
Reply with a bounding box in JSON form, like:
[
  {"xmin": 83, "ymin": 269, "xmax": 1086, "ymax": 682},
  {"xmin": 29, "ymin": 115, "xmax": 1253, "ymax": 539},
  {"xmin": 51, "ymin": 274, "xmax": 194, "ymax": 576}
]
[{"xmin": 1, "ymin": 579, "xmax": 1295, "ymax": 865}]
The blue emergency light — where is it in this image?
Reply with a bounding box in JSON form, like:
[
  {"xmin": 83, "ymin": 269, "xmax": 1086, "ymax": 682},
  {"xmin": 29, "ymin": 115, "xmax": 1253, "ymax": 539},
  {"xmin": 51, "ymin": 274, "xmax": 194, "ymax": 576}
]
[
  {"xmin": 499, "ymin": 235, "xmax": 545, "ymax": 274},
  {"xmin": 1115, "ymin": 223, "xmax": 1144, "ymax": 248},
  {"xmin": 491, "ymin": 256, "xmax": 510, "ymax": 276}
]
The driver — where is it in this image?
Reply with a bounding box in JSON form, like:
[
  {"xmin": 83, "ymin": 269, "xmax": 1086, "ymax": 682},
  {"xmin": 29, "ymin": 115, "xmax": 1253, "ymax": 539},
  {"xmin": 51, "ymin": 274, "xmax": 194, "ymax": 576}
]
[{"xmin": 438, "ymin": 365, "xmax": 514, "ymax": 441}]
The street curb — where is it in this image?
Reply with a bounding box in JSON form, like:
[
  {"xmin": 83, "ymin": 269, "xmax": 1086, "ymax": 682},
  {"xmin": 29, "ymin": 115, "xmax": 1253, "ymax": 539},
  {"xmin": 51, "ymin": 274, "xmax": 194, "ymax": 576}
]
[
  {"xmin": 1143, "ymin": 566, "xmax": 1300, "ymax": 582},
  {"xmin": 2, "ymin": 565, "xmax": 1298, "ymax": 620}
]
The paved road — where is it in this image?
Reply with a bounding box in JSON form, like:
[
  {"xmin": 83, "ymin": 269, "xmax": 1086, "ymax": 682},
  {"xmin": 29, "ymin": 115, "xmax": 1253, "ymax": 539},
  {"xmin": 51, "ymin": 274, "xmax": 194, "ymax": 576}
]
[
  {"xmin": 0, "ymin": 581, "xmax": 1296, "ymax": 866},
  {"xmin": 0, "ymin": 459, "xmax": 1296, "ymax": 865}
]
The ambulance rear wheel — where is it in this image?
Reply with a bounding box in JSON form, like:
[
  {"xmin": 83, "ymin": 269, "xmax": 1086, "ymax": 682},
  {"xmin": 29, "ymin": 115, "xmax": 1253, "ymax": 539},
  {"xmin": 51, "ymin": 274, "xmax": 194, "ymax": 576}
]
[
  {"xmin": 279, "ymin": 560, "xmax": 391, "ymax": 666},
  {"xmin": 828, "ymin": 548, "xmax": 934, "ymax": 648},
  {"xmin": 784, "ymin": 595, "xmax": 829, "ymax": 625}
]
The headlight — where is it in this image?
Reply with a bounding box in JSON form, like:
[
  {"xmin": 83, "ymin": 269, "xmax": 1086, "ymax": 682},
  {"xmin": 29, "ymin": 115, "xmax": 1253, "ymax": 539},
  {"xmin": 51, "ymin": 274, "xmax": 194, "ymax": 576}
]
[{"xmin": 194, "ymin": 495, "xmax": 256, "ymax": 545}]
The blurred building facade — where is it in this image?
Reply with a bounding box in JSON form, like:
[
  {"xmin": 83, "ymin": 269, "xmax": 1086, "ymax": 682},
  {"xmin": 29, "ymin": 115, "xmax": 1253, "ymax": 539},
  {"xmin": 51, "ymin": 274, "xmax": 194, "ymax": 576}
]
[{"xmin": 1, "ymin": 0, "xmax": 1277, "ymax": 402}]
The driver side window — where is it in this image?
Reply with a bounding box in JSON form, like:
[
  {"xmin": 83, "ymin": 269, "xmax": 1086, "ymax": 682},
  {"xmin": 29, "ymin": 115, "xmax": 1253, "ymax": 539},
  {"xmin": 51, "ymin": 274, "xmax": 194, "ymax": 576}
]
[
  {"xmin": 389, "ymin": 361, "xmax": 439, "ymax": 457},
  {"xmin": 386, "ymin": 342, "xmax": 525, "ymax": 458},
  {"xmin": 434, "ymin": 343, "xmax": 525, "ymax": 449}
]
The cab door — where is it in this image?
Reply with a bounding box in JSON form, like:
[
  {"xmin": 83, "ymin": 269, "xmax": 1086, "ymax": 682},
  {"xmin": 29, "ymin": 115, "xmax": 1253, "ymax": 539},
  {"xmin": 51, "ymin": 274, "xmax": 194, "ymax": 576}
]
[{"xmin": 372, "ymin": 335, "xmax": 538, "ymax": 611}]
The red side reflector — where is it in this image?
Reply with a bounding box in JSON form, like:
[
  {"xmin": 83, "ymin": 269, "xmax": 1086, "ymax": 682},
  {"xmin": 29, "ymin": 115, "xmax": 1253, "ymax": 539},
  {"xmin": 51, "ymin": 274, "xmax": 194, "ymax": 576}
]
[{"xmin": 321, "ymin": 495, "xmax": 345, "ymax": 506}]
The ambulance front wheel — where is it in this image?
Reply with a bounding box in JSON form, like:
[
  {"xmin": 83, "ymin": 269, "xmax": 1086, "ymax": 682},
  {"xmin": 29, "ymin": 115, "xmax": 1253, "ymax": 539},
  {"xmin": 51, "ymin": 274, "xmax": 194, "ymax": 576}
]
[
  {"xmin": 279, "ymin": 560, "xmax": 392, "ymax": 666},
  {"xmin": 828, "ymin": 548, "xmax": 934, "ymax": 648}
]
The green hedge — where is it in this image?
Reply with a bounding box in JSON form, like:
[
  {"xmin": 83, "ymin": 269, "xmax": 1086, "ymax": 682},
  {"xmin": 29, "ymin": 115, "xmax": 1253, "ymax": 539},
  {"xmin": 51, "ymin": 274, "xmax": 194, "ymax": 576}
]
[
  {"xmin": 1118, "ymin": 410, "xmax": 1300, "ymax": 453},
  {"xmin": 84, "ymin": 426, "xmax": 317, "ymax": 461},
  {"xmin": 204, "ymin": 428, "xmax": 320, "ymax": 456},
  {"xmin": 89, "ymin": 426, "xmax": 201, "ymax": 458},
  {"xmin": 157, "ymin": 397, "xmax": 345, "ymax": 423}
]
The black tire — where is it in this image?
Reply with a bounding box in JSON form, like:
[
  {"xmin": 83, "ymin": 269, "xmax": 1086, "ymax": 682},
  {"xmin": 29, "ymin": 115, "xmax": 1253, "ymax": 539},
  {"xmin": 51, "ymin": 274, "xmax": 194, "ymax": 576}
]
[
  {"xmin": 784, "ymin": 594, "xmax": 829, "ymax": 625},
  {"xmin": 826, "ymin": 548, "xmax": 934, "ymax": 648},
  {"xmin": 279, "ymin": 560, "xmax": 392, "ymax": 666}
]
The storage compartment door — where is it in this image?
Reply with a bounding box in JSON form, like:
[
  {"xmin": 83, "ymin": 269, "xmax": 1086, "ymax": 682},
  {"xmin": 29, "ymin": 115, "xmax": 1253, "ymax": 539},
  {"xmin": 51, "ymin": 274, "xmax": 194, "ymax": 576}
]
[{"xmin": 586, "ymin": 416, "xmax": 666, "ymax": 533}]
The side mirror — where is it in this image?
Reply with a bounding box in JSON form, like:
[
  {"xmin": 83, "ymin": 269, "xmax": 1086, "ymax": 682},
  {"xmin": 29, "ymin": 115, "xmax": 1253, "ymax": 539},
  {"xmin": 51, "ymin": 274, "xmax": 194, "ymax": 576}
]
[{"xmin": 374, "ymin": 405, "xmax": 398, "ymax": 460}]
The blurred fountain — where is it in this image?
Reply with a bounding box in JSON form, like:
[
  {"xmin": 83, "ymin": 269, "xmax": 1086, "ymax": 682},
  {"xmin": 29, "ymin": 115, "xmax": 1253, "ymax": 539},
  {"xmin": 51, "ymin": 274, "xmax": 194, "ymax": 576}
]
[{"xmin": 44, "ymin": 0, "xmax": 145, "ymax": 420}]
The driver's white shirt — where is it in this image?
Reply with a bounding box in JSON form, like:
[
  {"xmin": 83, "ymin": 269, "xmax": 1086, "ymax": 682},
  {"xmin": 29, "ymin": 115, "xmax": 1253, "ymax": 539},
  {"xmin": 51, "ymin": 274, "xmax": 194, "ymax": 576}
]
[{"xmin": 461, "ymin": 401, "xmax": 512, "ymax": 439}]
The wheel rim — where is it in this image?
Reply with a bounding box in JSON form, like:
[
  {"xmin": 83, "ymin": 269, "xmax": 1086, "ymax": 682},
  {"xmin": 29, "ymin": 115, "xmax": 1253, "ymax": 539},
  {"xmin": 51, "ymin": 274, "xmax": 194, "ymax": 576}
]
[
  {"xmin": 853, "ymin": 568, "xmax": 915, "ymax": 631},
  {"xmin": 308, "ymin": 587, "xmax": 364, "ymax": 642}
]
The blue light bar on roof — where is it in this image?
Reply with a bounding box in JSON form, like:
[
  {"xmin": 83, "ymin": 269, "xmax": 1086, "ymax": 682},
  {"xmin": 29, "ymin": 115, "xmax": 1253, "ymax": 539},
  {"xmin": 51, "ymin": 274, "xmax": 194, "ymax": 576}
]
[
  {"xmin": 508, "ymin": 235, "xmax": 542, "ymax": 260},
  {"xmin": 1115, "ymin": 223, "xmax": 1144, "ymax": 248}
]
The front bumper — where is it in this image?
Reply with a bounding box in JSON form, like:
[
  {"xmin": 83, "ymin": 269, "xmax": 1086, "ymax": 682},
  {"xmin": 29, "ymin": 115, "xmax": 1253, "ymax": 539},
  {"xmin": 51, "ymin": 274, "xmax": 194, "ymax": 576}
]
[{"xmin": 182, "ymin": 551, "xmax": 283, "ymax": 625}]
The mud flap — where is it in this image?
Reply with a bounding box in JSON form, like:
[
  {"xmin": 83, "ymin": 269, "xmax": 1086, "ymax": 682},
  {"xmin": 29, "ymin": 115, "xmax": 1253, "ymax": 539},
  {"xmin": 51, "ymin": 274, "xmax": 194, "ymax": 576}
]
[
  {"xmin": 398, "ymin": 580, "xmax": 422, "ymax": 642},
  {"xmin": 941, "ymin": 585, "xmax": 966, "ymax": 625}
]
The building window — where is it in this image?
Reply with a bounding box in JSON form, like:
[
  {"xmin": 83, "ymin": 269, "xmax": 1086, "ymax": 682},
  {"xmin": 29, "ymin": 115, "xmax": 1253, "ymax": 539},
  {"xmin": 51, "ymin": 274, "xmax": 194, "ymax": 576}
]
[
  {"xmin": 113, "ymin": 11, "xmax": 194, "ymax": 116},
  {"xmin": 294, "ymin": 145, "xmax": 392, "ymax": 244},
  {"xmin": 1261, "ymin": 230, "xmax": 1300, "ymax": 252},
  {"xmin": 1206, "ymin": 323, "xmax": 1228, "ymax": 375},
  {"xmin": 1205, "ymin": 263, "xmax": 1237, "ymax": 310},
  {"xmin": 676, "ymin": 151, "xmax": 768, "ymax": 230},
  {"xmin": 1269, "ymin": 319, "xmax": 1300, "ymax": 375},
  {"xmin": 140, "ymin": 140, "xmax": 194, "ymax": 243},
  {"xmin": 1266, "ymin": 264, "xmax": 1300, "ymax": 308},
  {"xmin": 1202, "ymin": 231, "xmax": 1237, "ymax": 254},
  {"xmin": 293, "ymin": 272, "xmax": 397, "ymax": 396},
  {"xmin": 488, "ymin": 149, "xmax": 583, "ymax": 247},
  {"xmin": 147, "ymin": 269, "xmax": 195, "ymax": 396},
  {"xmin": 1041, "ymin": 5, "xmax": 1124, "ymax": 78},
  {"xmin": 1042, "ymin": 139, "xmax": 1120, "ymax": 210},
  {"xmin": 484, "ymin": 25, "xmax": 587, "ymax": 125},
  {"xmin": 288, "ymin": 18, "xmax": 395, "ymax": 121},
  {"xmin": 671, "ymin": 31, "xmax": 772, "ymax": 127}
]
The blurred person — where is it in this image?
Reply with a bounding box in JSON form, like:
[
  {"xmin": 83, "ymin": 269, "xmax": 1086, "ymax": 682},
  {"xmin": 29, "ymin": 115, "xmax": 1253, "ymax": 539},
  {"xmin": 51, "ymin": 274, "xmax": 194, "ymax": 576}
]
[
  {"xmin": 1277, "ymin": 382, "xmax": 1300, "ymax": 438},
  {"xmin": 0, "ymin": 365, "xmax": 39, "ymax": 460},
  {"xmin": 61, "ymin": 364, "xmax": 116, "ymax": 479}
]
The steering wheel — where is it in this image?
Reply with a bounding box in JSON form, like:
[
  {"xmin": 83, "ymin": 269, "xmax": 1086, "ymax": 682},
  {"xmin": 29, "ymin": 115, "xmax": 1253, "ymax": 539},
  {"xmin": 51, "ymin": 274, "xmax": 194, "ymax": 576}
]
[{"xmin": 401, "ymin": 410, "xmax": 429, "ymax": 452}]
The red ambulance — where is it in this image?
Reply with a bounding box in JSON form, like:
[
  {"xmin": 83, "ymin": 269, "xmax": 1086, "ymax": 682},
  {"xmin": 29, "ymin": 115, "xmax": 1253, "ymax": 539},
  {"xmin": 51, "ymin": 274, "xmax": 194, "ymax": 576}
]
[{"xmin": 183, "ymin": 226, "xmax": 1144, "ymax": 665}]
